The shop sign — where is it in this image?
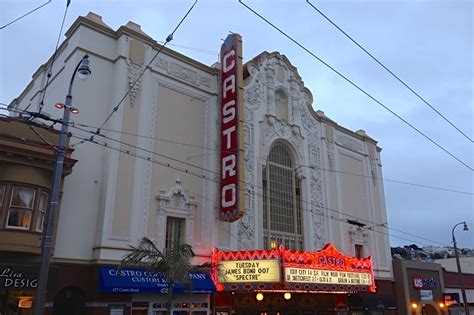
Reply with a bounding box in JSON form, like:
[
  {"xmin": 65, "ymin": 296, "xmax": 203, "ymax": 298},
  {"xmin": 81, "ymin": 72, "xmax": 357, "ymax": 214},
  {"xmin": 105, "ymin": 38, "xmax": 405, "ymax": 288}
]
[
  {"xmin": 218, "ymin": 260, "xmax": 280, "ymax": 283},
  {"xmin": 413, "ymin": 276, "xmax": 437, "ymax": 290},
  {"xmin": 284, "ymin": 267, "xmax": 372, "ymax": 285},
  {"xmin": 0, "ymin": 265, "xmax": 38, "ymax": 289},
  {"xmin": 98, "ymin": 266, "xmax": 215, "ymax": 294},
  {"xmin": 219, "ymin": 33, "xmax": 245, "ymax": 222},
  {"xmin": 444, "ymin": 293, "xmax": 460, "ymax": 306},
  {"xmin": 420, "ymin": 289, "xmax": 433, "ymax": 301}
]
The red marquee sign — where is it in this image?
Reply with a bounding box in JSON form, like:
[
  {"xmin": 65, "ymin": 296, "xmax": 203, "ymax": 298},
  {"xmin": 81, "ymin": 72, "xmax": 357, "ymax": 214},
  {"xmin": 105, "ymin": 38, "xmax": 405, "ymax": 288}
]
[
  {"xmin": 219, "ymin": 33, "xmax": 245, "ymax": 222},
  {"xmin": 212, "ymin": 244, "xmax": 376, "ymax": 293}
]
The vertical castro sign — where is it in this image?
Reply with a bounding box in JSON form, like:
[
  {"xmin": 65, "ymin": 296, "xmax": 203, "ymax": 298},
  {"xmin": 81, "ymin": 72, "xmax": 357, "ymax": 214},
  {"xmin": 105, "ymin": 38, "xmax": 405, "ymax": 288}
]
[{"xmin": 220, "ymin": 33, "xmax": 244, "ymax": 222}]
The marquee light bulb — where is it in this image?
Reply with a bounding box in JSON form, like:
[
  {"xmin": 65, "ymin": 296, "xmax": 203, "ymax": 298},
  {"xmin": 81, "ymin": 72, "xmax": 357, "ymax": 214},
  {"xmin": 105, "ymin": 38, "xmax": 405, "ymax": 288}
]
[{"xmin": 256, "ymin": 293, "xmax": 264, "ymax": 301}]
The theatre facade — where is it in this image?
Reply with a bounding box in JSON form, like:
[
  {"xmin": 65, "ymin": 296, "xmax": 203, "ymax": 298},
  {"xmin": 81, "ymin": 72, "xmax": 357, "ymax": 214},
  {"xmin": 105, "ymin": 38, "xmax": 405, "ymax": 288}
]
[{"xmin": 8, "ymin": 12, "xmax": 394, "ymax": 314}]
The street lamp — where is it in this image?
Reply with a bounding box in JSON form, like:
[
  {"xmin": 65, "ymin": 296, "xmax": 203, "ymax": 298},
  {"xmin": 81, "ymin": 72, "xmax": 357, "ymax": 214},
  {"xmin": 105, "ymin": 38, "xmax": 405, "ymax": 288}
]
[
  {"xmin": 452, "ymin": 221, "xmax": 469, "ymax": 315},
  {"xmin": 33, "ymin": 54, "xmax": 91, "ymax": 315}
]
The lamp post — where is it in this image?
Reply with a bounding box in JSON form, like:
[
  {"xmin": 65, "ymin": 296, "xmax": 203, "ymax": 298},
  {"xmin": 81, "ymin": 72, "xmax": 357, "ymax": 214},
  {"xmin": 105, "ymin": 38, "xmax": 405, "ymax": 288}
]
[
  {"xmin": 452, "ymin": 221, "xmax": 469, "ymax": 315},
  {"xmin": 33, "ymin": 54, "xmax": 91, "ymax": 315}
]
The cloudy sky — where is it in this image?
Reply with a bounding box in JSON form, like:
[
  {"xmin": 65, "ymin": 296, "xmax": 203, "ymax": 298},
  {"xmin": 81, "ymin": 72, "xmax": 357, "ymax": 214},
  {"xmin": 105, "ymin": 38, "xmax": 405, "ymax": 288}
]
[{"xmin": 1, "ymin": 0, "xmax": 472, "ymax": 248}]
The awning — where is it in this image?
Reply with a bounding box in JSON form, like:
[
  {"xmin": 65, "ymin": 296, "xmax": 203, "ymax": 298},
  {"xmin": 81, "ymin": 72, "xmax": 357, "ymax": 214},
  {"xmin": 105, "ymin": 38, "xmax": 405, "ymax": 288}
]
[
  {"xmin": 348, "ymin": 293, "xmax": 397, "ymax": 311},
  {"xmin": 98, "ymin": 266, "xmax": 215, "ymax": 294}
]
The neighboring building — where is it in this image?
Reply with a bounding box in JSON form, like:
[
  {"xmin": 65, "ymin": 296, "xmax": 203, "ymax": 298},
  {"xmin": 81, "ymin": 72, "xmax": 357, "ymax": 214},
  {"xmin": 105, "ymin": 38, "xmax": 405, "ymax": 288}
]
[
  {"xmin": 437, "ymin": 257, "xmax": 474, "ymax": 314},
  {"xmin": 8, "ymin": 11, "xmax": 394, "ymax": 315},
  {"xmin": 393, "ymin": 259, "xmax": 446, "ymax": 315},
  {"xmin": 0, "ymin": 117, "xmax": 76, "ymax": 314}
]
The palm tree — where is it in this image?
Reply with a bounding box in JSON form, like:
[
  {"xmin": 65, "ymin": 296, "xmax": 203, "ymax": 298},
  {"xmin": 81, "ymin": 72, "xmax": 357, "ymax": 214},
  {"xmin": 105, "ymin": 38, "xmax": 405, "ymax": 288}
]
[{"xmin": 121, "ymin": 237, "xmax": 211, "ymax": 315}]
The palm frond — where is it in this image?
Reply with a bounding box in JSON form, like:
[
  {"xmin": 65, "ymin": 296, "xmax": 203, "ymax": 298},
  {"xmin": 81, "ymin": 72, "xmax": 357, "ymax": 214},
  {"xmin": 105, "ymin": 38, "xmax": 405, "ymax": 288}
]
[{"xmin": 121, "ymin": 237, "xmax": 165, "ymax": 269}]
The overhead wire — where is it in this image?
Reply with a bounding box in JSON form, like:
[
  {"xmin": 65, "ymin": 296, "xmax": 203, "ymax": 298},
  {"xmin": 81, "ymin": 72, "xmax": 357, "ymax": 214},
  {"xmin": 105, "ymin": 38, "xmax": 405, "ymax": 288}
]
[
  {"xmin": 67, "ymin": 131, "xmax": 447, "ymax": 246},
  {"xmin": 306, "ymin": 0, "xmax": 473, "ymax": 143},
  {"xmin": 238, "ymin": 0, "xmax": 473, "ymax": 172},
  {"xmin": 2, "ymin": 104, "xmax": 472, "ymax": 196},
  {"xmin": 38, "ymin": 0, "xmax": 72, "ymax": 114},
  {"xmin": 0, "ymin": 112, "xmax": 449, "ymax": 246},
  {"xmin": 0, "ymin": 0, "xmax": 52, "ymax": 30},
  {"xmin": 95, "ymin": 0, "xmax": 198, "ymax": 135},
  {"xmin": 63, "ymin": 117, "xmax": 474, "ymax": 197}
]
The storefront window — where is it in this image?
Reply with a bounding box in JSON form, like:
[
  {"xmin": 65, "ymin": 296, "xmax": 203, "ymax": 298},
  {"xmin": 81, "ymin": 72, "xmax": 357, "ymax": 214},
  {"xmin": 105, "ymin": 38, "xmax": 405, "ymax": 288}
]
[
  {"xmin": 35, "ymin": 192, "xmax": 48, "ymax": 232},
  {"xmin": 6, "ymin": 186, "xmax": 35, "ymax": 230}
]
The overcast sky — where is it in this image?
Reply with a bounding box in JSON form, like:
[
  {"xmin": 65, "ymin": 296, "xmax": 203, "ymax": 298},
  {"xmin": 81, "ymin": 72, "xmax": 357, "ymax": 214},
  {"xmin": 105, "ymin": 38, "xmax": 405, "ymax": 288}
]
[{"xmin": 1, "ymin": 0, "xmax": 472, "ymax": 249}]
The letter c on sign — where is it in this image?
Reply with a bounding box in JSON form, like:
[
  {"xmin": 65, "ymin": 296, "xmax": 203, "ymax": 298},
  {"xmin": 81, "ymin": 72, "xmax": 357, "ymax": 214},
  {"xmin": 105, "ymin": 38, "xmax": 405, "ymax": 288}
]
[
  {"xmin": 223, "ymin": 50, "xmax": 235, "ymax": 73},
  {"xmin": 222, "ymin": 184, "xmax": 236, "ymax": 208}
]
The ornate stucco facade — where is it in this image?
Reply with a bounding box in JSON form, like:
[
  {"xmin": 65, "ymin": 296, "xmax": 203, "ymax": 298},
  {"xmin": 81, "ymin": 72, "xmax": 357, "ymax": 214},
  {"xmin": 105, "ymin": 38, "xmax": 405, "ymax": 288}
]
[{"xmin": 8, "ymin": 12, "xmax": 393, "ymax": 312}]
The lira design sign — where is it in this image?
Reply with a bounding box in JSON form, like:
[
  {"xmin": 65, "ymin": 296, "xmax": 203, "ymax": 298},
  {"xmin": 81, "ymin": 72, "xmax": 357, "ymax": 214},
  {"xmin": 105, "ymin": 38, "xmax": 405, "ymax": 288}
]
[{"xmin": 219, "ymin": 33, "xmax": 245, "ymax": 222}]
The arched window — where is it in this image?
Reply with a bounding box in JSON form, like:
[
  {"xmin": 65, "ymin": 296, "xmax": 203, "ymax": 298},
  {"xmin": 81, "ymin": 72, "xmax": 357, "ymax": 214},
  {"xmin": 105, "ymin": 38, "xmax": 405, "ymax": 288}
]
[{"xmin": 263, "ymin": 144, "xmax": 303, "ymax": 250}]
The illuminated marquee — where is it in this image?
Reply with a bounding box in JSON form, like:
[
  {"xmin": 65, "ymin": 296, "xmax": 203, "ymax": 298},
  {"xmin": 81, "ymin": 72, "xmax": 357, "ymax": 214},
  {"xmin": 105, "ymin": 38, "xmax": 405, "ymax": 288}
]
[
  {"xmin": 218, "ymin": 260, "xmax": 280, "ymax": 283},
  {"xmin": 219, "ymin": 33, "xmax": 245, "ymax": 222},
  {"xmin": 212, "ymin": 244, "xmax": 376, "ymax": 293}
]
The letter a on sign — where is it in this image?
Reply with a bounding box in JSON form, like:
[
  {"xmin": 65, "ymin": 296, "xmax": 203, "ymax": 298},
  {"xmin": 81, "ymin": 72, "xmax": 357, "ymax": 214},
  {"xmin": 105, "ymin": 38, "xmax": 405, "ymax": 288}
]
[{"xmin": 219, "ymin": 33, "xmax": 245, "ymax": 222}]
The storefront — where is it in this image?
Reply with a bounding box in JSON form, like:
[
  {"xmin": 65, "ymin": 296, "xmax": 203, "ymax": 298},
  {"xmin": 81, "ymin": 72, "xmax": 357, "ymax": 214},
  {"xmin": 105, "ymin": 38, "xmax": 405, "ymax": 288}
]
[
  {"xmin": 98, "ymin": 266, "xmax": 215, "ymax": 315},
  {"xmin": 211, "ymin": 244, "xmax": 395, "ymax": 315},
  {"xmin": 0, "ymin": 264, "xmax": 41, "ymax": 315},
  {"xmin": 393, "ymin": 260, "xmax": 446, "ymax": 315}
]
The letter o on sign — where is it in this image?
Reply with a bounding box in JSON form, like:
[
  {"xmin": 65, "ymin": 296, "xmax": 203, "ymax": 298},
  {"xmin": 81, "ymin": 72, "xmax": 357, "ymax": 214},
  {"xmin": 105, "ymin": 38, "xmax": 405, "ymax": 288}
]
[{"xmin": 222, "ymin": 184, "xmax": 236, "ymax": 208}]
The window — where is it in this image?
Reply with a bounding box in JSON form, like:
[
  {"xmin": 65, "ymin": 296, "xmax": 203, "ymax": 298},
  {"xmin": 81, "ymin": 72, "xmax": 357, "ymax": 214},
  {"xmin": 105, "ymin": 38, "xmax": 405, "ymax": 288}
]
[
  {"xmin": 165, "ymin": 217, "xmax": 185, "ymax": 252},
  {"xmin": 355, "ymin": 244, "xmax": 364, "ymax": 258},
  {"xmin": 6, "ymin": 186, "xmax": 35, "ymax": 230},
  {"xmin": 275, "ymin": 89, "xmax": 289, "ymax": 121},
  {"xmin": 35, "ymin": 192, "xmax": 48, "ymax": 232},
  {"xmin": 263, "ymin": 144, "xmax": 303, "ymax": 250},
  {"xmin": 0, "ymin": 185, "xmax": 4, "ymax": 214}
]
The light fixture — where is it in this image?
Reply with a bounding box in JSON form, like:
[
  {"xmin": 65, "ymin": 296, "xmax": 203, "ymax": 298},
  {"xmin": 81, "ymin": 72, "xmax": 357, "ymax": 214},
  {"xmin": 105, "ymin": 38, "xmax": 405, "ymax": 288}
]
[
  {"xmin": 270, "ymin": 240, "xmax": 277, "ymax": 249},
  {"xmin": 55, "ymin": 103, "xmax": 64, "ymax": 110},
  {"xmin": 70, "ymin": 107, "xmax": 80, "ymax": 114},
  {"xmin": 256, "ymin": 293, "xmax": 264, "ymax": 301},
  {"xmin": 463, "ymin": 222, "xmax": 469, "ymax": 231},
  {"xmin": 77, "ymin": 55, "xmax": 91, "ymax": 80},
  {"xmin": 283, "ymin": 292, "xmax": 292, "ymax": 300},
  {"xmin": 439, "ymin": 302, "xmax": 445, "ymax": 308},
  {"xmin": 18, "ymin": 298, "xmax": 33, "ymax": 309},
  {"xmin": 412, "ymin": 303, "xmax": 418, "ymax": 309}
]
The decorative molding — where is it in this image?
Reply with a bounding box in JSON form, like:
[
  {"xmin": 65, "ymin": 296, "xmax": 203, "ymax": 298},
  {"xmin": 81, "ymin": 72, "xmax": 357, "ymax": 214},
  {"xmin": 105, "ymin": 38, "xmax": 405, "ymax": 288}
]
[
  {"xmin": 153, "ymin": 58, "xmax": 214, "ymax": 90},
  {"xmin": 336, "ymin": 134, "xmax": 363, "ymax": 153},
  {"xmin": 142, "ymin": 77, "xmax": 159, "ymax": 237},
  {"xmin": 348, "ymin": 226, "xmax": 369, "ymax": 245},
  {"xmin": 126, "ymin": 60, "xmax": 145, "ymax": 107},
  {"xmin": 263, "ymin": 115, "xmax": 304, "ymax": 159},
  {"xmin": 156, "ymin": 178, "xmax": 198, "ymax": 248},
  {"xmin": 169, "ymin": 61, "xmax": 199, "ymax": 85},
  {"xmin": 157, "ymin": 79, "xmax": 209, "ymax": 102},
  {"xmin": 326, "ymin": 140, "xmax": 335, "ymax": 171}
]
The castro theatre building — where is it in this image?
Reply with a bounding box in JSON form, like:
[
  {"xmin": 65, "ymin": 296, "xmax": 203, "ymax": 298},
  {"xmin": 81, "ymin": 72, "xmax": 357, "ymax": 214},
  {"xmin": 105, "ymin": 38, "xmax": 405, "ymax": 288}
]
[{"xmin": 8, "ymin": 13, "xmax": 394, "ymax": 315}]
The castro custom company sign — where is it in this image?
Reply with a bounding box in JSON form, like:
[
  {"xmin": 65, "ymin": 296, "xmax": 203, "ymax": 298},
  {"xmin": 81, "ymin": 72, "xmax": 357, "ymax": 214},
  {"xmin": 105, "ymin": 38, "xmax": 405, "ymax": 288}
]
[
  {"xmin": 218, "ymin": 260, "xmax": 280, "ymax": 283},
  {"xmin": 219, "ymin": 33, "xmax": 245, "ymax": 222}
]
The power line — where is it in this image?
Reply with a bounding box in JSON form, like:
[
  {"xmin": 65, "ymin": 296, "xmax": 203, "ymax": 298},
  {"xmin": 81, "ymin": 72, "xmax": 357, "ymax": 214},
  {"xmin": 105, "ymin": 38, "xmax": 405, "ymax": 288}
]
[
  {"xmin": 3, "ymin": 104, "xmax": 472, "ymax": 196},
  {"xmin": 306, "ymin": 0, "xmax": 473, "ymax": 143},
  {"xmin": 67, "ymin": 131, "xmax": 448, "ymax": 247},
  {"xmin": 238, "ymin": 0, "xmax": 473, "ymax": 172},
  {"xmin": 0, "ymin": 0, "xmax": 52, "ymax": 30},
  {"xmin": 158, "ymin": 41, "xmax": 219, "ymax": 55},
  {"xmin": 38, "ymin": 0, "xmax": 72, "ymax": 114},
  {"xmin": 66, "ymin": 118, "xmax": 474, "ymax": 196},
  {"xmin": 95, "ymin": 0, "xmax": 198, "ymax": 134}
]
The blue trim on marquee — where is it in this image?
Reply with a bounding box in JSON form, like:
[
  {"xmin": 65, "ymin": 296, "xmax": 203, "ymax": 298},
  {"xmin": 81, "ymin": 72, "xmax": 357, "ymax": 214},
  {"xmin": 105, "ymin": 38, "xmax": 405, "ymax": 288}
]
[{"xmin": 98, "ymin": 266, "xmax": 215, "ymax": 294}]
